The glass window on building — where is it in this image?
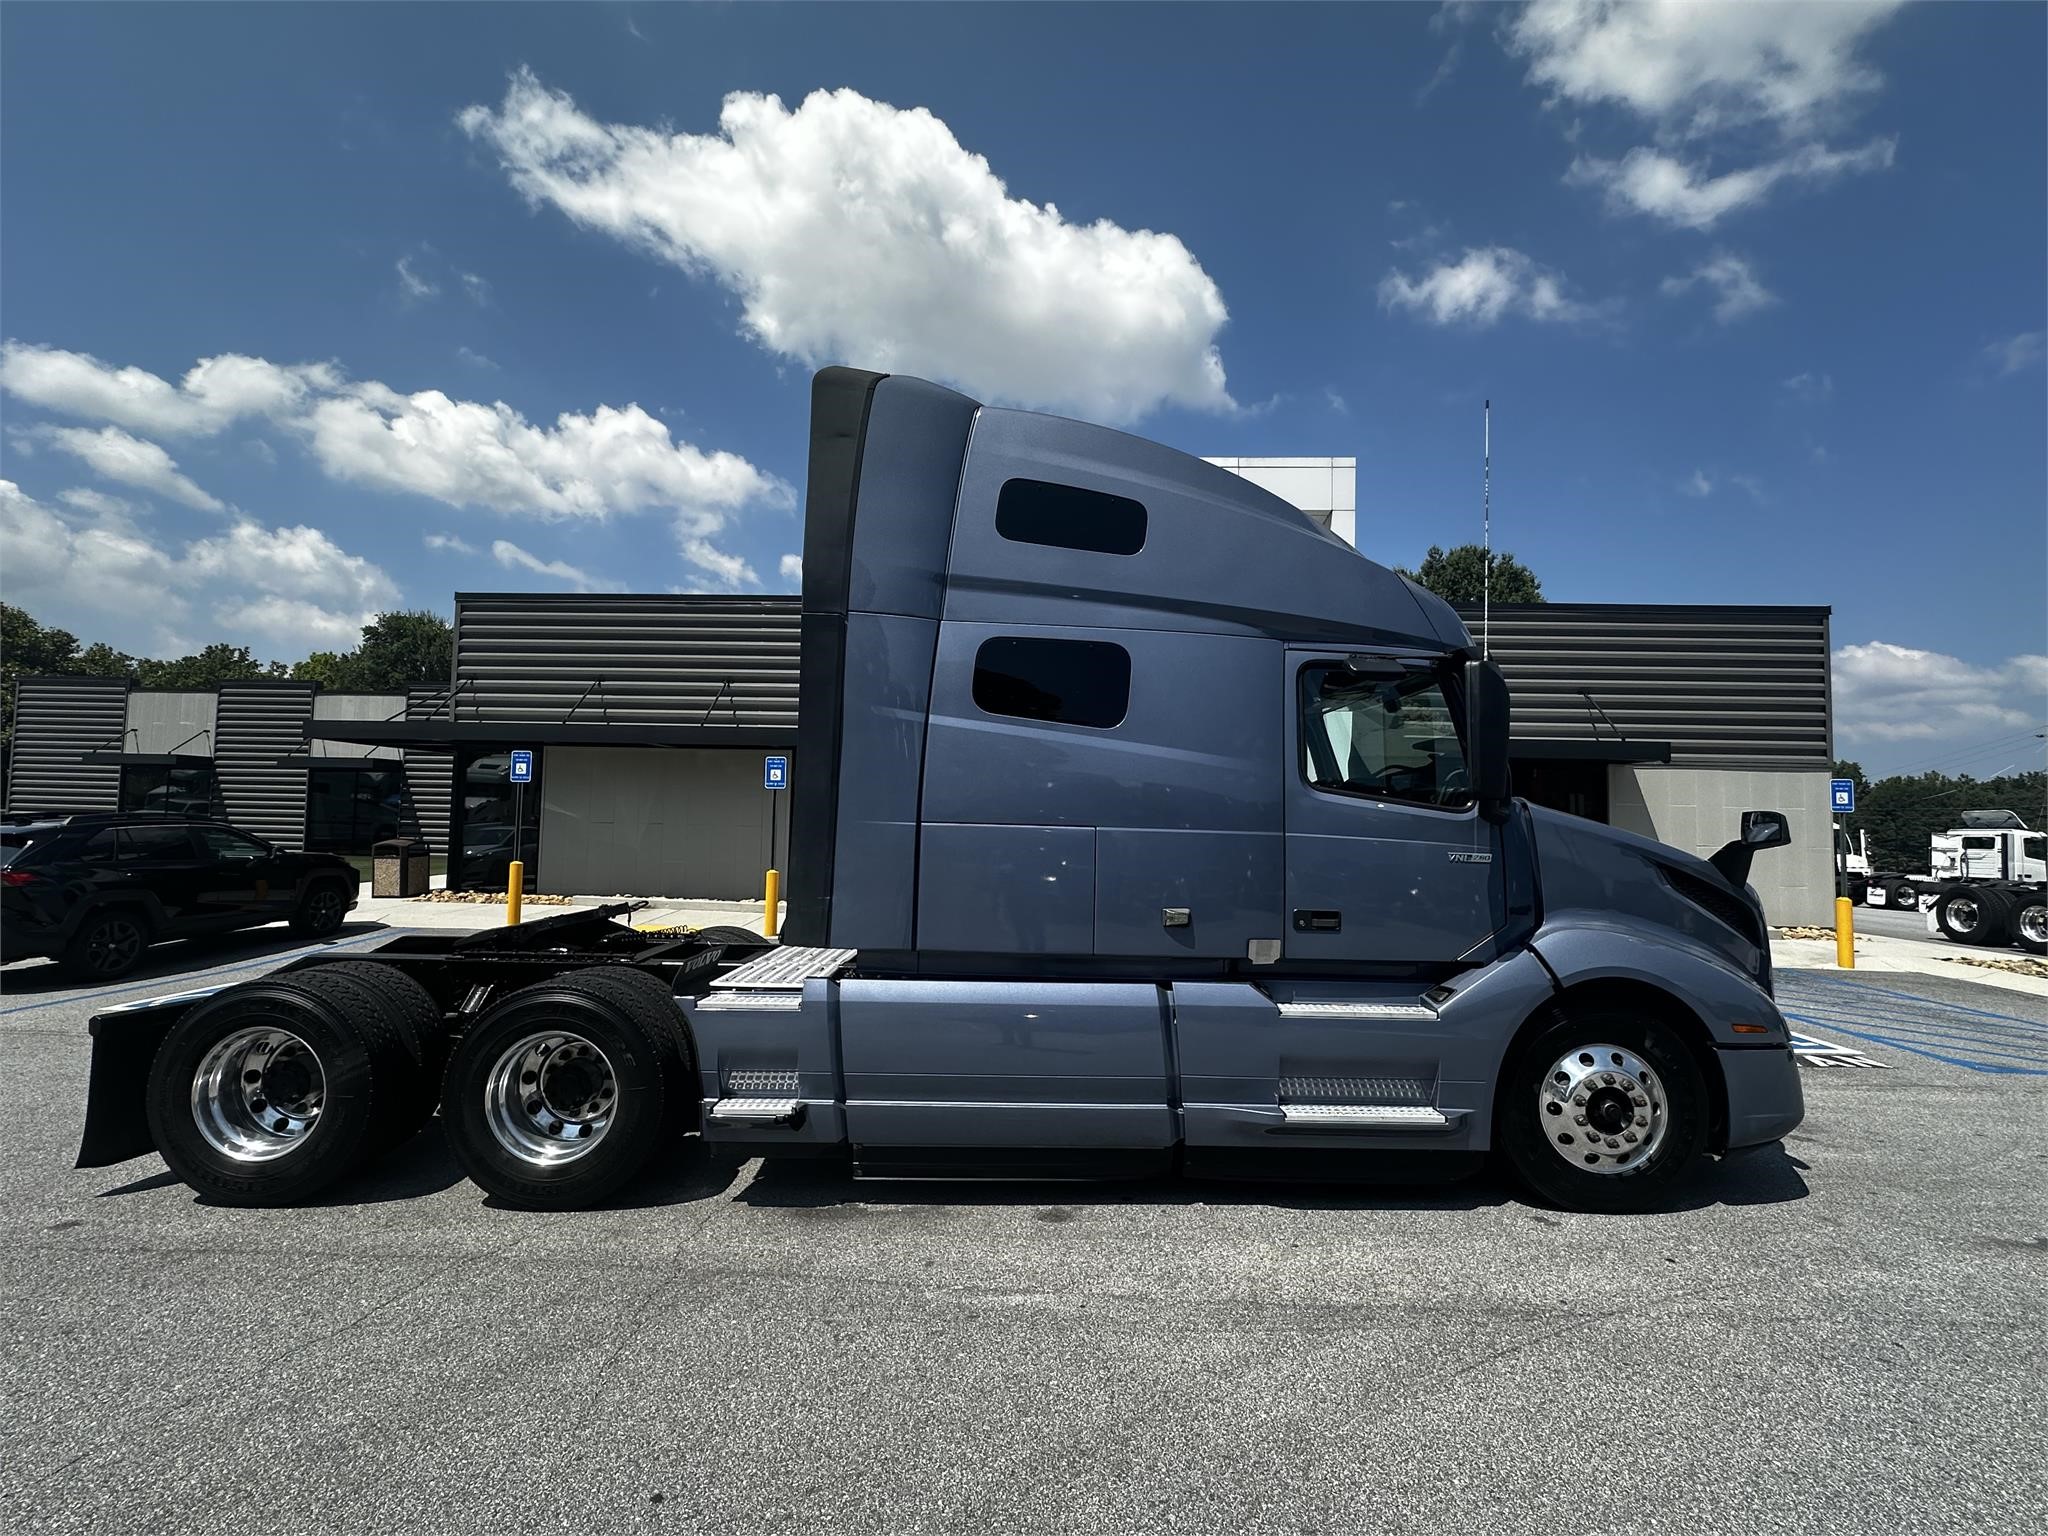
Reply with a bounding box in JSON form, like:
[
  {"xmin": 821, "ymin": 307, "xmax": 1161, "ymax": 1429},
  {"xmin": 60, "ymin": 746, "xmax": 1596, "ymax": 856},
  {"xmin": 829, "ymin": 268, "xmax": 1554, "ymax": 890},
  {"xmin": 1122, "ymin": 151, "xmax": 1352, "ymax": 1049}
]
[
  {"xmin": 306, "ymin": 765, "xmax": 419, "ymax": 853},
  {"xmin": 455, "ymin": 749, "xmax": 540, "ymax": 892},
  {"xmin": 119, "ymin": 763, "xmax": 224, "ymax": 819}
]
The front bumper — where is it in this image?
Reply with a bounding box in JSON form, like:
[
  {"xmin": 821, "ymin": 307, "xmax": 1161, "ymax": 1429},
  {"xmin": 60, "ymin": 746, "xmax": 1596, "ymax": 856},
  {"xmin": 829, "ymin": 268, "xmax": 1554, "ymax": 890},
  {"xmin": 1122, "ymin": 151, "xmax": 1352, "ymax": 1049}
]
[{"xmin": 1718, "ymin": 1043, "xmax": 1805, "ymax": 1149}]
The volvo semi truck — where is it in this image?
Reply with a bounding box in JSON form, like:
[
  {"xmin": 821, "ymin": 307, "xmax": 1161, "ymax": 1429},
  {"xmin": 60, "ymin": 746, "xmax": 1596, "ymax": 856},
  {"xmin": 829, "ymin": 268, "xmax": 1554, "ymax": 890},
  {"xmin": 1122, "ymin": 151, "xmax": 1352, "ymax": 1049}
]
[{"xmin": 74, "ymin": 367, "xmax": 1804, "ymax": 1215}]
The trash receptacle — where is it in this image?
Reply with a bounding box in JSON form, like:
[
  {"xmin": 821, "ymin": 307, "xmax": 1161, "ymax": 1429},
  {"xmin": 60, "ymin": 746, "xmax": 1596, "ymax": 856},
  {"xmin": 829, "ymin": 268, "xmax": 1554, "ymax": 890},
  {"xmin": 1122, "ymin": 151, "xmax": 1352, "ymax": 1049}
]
[{"xmin": 372, "ymin": 837, "xmax": 431, "ymax": 898}]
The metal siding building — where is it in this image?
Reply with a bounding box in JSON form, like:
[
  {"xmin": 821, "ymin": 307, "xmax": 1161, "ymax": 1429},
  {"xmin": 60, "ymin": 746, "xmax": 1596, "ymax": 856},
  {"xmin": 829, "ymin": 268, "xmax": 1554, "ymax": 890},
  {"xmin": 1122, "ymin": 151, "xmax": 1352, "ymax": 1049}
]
[{"xmin": 4, "ymin": 676, "xmax": 127, "ymax": 812}]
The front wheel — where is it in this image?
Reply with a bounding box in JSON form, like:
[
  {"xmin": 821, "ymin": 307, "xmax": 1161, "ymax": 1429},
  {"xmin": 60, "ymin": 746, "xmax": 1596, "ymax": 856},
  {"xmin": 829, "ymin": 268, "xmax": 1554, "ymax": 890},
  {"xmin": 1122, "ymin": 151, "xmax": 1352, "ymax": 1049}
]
[
  {"xmin": 290, "ymin": 880, "xmax": 351, "ymax": 938},
  {"xmin": 1498, "ymin": 1009, "xmax": 1708, "ymax": 1214}
]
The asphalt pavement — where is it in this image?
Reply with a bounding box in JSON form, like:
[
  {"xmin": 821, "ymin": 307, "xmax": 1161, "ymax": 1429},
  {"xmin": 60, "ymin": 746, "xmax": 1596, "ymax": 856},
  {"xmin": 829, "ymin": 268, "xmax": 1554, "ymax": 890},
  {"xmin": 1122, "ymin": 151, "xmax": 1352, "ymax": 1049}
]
[{"xmin": 3, "ymin": 930, "xmax": 2044, "ymax": 1535}]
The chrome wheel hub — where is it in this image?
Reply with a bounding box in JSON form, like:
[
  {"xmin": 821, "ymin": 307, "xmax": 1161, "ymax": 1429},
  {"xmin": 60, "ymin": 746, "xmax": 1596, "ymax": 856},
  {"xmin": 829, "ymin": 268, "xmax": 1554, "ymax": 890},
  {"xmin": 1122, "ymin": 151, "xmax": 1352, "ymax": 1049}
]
[
  {"xmin": 1538, "ymin": 1044, "xmax": 1668, "ymax": 1175},
  {"xmin": 2019, "ymin": 905, "xmax": 2047, "ymax": 945},
  {"xmin": 483, "ymin": 1031, "xmax": 618, "ymax": 1166},
  {"xmin": 1948, "ymin": 898, "xmax": 1981, "ymax": 934},
  {"xmin": 192, "ymin": 1026, "xmax": 327, "ymax": 1162}
]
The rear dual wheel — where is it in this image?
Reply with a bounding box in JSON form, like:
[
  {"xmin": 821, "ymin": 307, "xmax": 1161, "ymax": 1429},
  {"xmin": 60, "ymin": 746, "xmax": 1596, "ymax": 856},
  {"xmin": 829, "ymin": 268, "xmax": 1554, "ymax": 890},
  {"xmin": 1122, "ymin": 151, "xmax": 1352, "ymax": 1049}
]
[
  {"xmin": 1935, "ymin": 888, "xmax": 2011, "ymax": 946},
  {"xmin": 146, "ymin": 963, "xmax": 446, "ymax": 1206},
  {"xmin": 441, "ymin": 967, "xmax": 696, "ymax": 1211}
]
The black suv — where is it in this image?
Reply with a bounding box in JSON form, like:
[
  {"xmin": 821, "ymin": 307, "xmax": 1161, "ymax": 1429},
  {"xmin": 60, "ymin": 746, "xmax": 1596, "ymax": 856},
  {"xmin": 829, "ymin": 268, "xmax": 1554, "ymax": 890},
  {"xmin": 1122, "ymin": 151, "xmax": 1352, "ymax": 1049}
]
[{"xmin": 1, "ymin": 812, "xmax": 360, "ymax": 980}]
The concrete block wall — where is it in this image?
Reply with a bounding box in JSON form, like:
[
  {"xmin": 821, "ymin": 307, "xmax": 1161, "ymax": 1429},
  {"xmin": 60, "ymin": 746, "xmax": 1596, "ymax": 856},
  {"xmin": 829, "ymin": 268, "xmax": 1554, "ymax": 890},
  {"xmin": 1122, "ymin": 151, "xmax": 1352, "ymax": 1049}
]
[{"xmin": 1608, "ymin": 766, "xmax": 1834, "ymax": 927}]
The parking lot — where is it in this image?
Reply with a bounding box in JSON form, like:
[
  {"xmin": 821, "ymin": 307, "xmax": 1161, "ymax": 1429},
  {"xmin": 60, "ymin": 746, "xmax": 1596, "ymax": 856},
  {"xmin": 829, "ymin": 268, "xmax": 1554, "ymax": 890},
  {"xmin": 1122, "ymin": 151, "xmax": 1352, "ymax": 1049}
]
[{"xmin": 3, "ymin": 934, "xmax": 2043, "ymax": 1535}]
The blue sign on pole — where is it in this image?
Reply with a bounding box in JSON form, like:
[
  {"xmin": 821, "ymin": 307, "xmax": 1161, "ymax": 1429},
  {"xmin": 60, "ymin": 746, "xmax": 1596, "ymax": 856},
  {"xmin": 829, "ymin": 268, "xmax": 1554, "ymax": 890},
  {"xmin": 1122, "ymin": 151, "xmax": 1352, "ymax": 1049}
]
[
  {"xmin": 1830, "ymin": 777, "xmax": 1855, "ymax": 814},
  {"xmin": 509, "ymin": 750, "xmax": 534, "ymax": 785},
  {"xmin": 763, "ymin": 755, "xmax": 789, "ymax": 791}
]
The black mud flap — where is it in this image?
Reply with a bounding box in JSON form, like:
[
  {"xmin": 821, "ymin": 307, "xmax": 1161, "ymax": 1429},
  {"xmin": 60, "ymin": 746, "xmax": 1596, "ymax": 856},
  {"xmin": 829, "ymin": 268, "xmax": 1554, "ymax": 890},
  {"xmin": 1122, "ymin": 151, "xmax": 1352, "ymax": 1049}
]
[{"xmin": 75, "ymin": 988, "xmax": 222, "ymax": 1168}]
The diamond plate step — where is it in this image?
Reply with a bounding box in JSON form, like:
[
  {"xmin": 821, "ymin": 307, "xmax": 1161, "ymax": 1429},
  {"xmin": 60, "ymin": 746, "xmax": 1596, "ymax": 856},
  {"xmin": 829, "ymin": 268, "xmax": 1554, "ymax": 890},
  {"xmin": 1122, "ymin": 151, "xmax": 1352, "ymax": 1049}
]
[
  {"xmin": 707, "ymin": 1097, "xmax": 807, "ymax": 1127},
  {"xmin": 1277, "ymin": 1104, "xmax": 1456, "ymax": 1129},
  {"xmin": 709, "ymin": 946, "xmax": 858, "ymax": 990}
]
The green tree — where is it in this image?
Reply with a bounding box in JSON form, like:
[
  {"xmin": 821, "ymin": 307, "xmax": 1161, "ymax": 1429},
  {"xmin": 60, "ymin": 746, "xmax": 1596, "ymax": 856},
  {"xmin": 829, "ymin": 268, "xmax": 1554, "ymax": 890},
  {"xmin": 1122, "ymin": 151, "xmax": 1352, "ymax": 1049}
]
[
  {"xmin": 294, "ymin": 611, "xmax": 452, "ymax": 692},
  {"xmin": 133, "ymin": 643, "xmax": 277, "ymax": 691},
  {"xmin": 1843, "ymin": 768, "xmax": 2048, "ymax": 873},
  {"xmin": 1396, "ymin": 544, "xmax": 1546, "ymax": 605}
]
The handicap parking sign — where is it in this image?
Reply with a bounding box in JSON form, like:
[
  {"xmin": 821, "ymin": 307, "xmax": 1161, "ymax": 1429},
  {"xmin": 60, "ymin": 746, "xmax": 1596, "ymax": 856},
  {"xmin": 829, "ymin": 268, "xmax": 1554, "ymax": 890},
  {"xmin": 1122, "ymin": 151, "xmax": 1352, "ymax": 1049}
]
[
  {"xmin": 509, "ymin": 750, "xmax": 534, "ymax": 784},
  {"xmin": 764, "ymin": 755, "xmax": 789, "ymax": 790},
  {"xmin": 1830, "ymin": 778, "xmax": 1855, "ymax": 813}
]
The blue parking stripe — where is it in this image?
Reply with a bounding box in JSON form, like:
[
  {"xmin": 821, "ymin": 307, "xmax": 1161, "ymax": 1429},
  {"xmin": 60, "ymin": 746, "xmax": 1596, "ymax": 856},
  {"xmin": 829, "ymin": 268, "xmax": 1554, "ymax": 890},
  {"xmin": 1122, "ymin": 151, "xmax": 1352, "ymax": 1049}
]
[
  {"xmin": 1780, "ymin": 1002, "xmax": 2048, "ymax": 1048},
  {"xmin": 0, "ymin": 929, "xmax": 395, "ymax": 1018},
  {"xmin": 1780, "ymin": 1014, "xmax": 2048, "ymax": 1075},
  {"xmin": 1781, "ymin": 1011, "xmax": 2048, "ymax": 1063},
  {"xmin": 1789, "ymin": 975, "xmax": 2048, "ymax": 1030}
]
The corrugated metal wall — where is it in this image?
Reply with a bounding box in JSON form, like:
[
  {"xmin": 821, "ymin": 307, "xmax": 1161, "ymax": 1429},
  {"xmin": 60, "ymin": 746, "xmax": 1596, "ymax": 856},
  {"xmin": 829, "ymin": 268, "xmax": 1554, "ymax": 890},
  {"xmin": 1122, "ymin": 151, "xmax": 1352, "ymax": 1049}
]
[
  {"xmin": 452, "ymin": 594, "xmax": 801, "ymax": 728},
  {"xmin": 1452, "ymin": 605, "xmax": 1831, "ymax": 768},
  {"xmin": 214, "ymin": 683, "xmax": 315, "ymax": 847},
  {"xmin": 404, "ymin": 686, "xmax": 455, "ymax": 855},
  {"xmin": 5, "ymin": 676, "xmax": 128, "ymax": 812}
]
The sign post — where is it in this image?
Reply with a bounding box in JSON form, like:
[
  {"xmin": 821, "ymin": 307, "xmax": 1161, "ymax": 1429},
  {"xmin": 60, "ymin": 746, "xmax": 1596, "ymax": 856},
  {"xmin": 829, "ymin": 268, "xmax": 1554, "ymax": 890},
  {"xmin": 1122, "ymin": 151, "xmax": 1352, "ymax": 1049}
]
[
  {"xmin": 507, "ymin": 751, "xmax": 534, "ymax": 925},
  {"xmin": 762, "ymin": 756, "xmax": 789, "ymax": 938},
  {"xmin": 1829, "ymin": 777, "xmax": 1856, "ymax": 968}
]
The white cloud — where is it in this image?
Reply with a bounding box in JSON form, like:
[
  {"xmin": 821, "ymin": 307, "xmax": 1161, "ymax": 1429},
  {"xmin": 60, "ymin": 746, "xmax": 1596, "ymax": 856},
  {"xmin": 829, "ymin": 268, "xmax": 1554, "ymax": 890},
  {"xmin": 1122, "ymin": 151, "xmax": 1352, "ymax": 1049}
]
[
  {"xmin": 460, "ymin": 271, "xmax": 492, "ymax": 306},
  {"xmin": 1834, "ymin": 641, "xmax": 2048, "ymax": 744},
  {"xmin": 1660, "ymin": 252, "xmax": 1776, "ymax": 323},
  {"xmin": 459, "ymin": 70, "xmax": 1234, "ymax": 424},
  {"xmin": 1567, "ymin": 138, "xmax": 1894, "ymax": 229},
  {"xmin": 1678, "ymin": 469, "xmax": 1713, "ymax": 498},
  {"xmin": 0, "ymin": 341, "xmax": 334, "ymax": 438},
  {"xmin": 1728, "ymin": 474, "xmax": 1766, "ymax": 504},
  {"xmin": 424, "ymin": 531, "xmax": 478, "ymax": 555},
  {"xmin": 677, "ymin": 537, "xmax": 757, "ymax": 591},
  {"xmin": 456, "ymin": 345, "xmax": 499, "ymax": 370},
  {"xmin": 0, "ymin": 480, "xmax": 184, "ymax": 622},
  {"xmin": 396, "ymin": 254, "xmax": 439, "ymax": 302},
  {"xmin": 56, "ymin": 487, "xmax": 139, "ymax": 517},
  {"xmin": 184, "ymin": 520, "xmax": 398, "ymax": 612},
  {"xmin": 1324, "ymin": 387, "xmax": 1350, "ymax": 415},
  {"xmin": 490, "ymin": 538, "xmax": 627, "ymax": 593},
  {"xmin": 1984, "ymin": 331, "xmax": 2044, "ymax": 377},
  {"xmin": 1379, "ymin": 246, "xmax": 1599, "ymax": 328},
  {"xmin": 778, "ymin": 553, "xmax": 804, "ymax": 585},
  {"xmin": 4, "ymin": 338, "xmax": 787, "ymax": 589},
  {"xmin": 1, "ymin": 481, "xmax": 398, "ymax": 656},
  {"xmin": 41, "ymin": 425, "xmax": 223, "ymax": 511},
  {"xmin": 1506, "ymin": 0, "xmax": 1906, "ymax": 138},
  {"xmin": 213, "ymin": 595, "xmax": 368, "ymax": 649},
  {"xmin": 1782, "ymin": 371, "xmax": 1834, "ymax": 403}
]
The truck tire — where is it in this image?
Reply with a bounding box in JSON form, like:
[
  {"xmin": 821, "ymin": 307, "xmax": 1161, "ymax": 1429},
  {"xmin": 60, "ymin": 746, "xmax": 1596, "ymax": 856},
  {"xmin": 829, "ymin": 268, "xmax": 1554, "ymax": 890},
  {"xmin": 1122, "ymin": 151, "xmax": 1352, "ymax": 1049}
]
[
  {"xmin": 145, "ymin": 967, "xmax": 419, "ymax": 1206},
  {"xmin": 289, "ymin": 878, "xmax": 352, "ymax": 938},
  {"xmin": 58, "ymin": 906, "xmax": 153, "ymax": 981},
  {"xmin": 1888, "ymin": 880, "xmax": 1921, "ymax": 910},
  {"xmin": 291, "ymin": 960, "xmax": 449, "ymax": 1128},
  {"xmin": 1935, "ymin": 888, "xmax": 2009, "ymax": 946},
  {"xmin": 2010, "ymin": 897, "xmax": 2046, "ymax": 956},
  {"xmin": 1498, "ymin": 1008, "xmax": 1708, "ymax": 1215},
  {"xmin": 441, "ymin": 967, "xmax": 695, "ymax": 1211},
  {"xmin": 691, "ymin": 924, "xmax": 768, "ymax": 948}
]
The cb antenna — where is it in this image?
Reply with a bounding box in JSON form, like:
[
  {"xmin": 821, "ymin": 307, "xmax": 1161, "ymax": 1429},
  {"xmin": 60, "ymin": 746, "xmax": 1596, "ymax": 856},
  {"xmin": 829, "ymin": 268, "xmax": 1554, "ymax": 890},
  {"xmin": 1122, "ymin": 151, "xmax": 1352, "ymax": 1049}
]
[{"xmin": 1482, "ymin": 398, "xmax": 1491, "ymax": 658}]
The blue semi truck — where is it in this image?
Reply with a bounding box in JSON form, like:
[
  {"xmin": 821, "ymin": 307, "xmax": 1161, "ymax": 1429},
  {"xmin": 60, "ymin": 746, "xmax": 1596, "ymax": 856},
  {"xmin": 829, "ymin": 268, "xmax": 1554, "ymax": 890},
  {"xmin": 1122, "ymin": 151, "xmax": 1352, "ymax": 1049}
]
[{"xmin": 76, "ymin": 367, "xmax": 1803, "ymax": 1214}]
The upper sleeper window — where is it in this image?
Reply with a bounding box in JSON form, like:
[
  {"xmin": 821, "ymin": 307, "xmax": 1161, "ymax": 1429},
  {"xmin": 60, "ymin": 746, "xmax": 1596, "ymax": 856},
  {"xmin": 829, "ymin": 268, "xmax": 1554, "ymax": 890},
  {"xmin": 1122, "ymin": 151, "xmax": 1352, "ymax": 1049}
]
[
  {"xmin": 973, "ymin": 637, "xmax": 1132, "ymax": 730},
  {"xmin": 995, "ymin": 478, "xmax": 1147, "ymax": 556}
]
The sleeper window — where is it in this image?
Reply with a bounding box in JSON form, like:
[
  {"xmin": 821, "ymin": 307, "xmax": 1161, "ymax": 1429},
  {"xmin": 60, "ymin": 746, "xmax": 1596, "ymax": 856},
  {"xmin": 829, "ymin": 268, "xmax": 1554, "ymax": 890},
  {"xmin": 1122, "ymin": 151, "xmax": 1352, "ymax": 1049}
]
[
  {"xmin": 995, "ymin": 479, "xmax": 1147, "ymax": 556},
  {"xmin": 973, "ymin": 637, "xmax": 1132, "ymax": 729}
]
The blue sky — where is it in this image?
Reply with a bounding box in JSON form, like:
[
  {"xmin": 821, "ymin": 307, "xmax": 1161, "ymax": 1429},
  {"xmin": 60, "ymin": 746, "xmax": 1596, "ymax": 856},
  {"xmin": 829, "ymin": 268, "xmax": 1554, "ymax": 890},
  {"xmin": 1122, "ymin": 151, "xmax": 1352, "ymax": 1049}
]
[{"xmin": 1, "ymin": 1, "xmax": 2041, "ymax": 777}]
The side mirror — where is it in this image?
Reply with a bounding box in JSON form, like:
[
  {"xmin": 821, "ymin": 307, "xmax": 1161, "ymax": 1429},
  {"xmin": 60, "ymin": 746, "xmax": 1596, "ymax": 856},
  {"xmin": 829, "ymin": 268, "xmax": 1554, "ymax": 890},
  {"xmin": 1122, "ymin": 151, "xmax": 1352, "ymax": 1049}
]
[
  {"xmin": 1462, "ymin": 656, "xmax": 1512, "ymax": 817},
  {"xmin": 1742, "ymin": 810, "xmax": 1790, "ymax": 849},
  {"xmin": 1710, "ymin": 809, "xmax": 1791, "ymax": 886}
]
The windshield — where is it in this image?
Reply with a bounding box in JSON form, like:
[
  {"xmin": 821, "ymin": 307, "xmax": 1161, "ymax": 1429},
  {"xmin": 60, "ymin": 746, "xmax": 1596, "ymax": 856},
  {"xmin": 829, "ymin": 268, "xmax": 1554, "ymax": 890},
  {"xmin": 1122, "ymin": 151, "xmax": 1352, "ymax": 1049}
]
[{"xmin": 1, "ymin": 832, "xmax": 43, "ymax": 867}]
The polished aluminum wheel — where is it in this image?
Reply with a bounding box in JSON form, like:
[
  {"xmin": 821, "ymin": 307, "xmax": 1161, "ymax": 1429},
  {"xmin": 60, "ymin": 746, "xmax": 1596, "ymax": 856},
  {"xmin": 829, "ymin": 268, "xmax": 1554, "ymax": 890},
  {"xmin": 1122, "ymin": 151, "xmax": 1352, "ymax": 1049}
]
[
  {"xmin": 191, "ymin": 1026, "xmax": 327, "ymax": 1162},
  {"xmin": 1945, "ymin": 896, "xmax": 1985, "ymax": 936},
  {"xmin": 1537, "ymin": 1043, "xmax": 1668, "ymax": 1175},
  {"xmin": 482, "ymin": 1031, "xmax": 618, "ymax": 1166},
  {"xmin": 2018, "ymin": 904, "xmax": 2047, "ymax": 946}
]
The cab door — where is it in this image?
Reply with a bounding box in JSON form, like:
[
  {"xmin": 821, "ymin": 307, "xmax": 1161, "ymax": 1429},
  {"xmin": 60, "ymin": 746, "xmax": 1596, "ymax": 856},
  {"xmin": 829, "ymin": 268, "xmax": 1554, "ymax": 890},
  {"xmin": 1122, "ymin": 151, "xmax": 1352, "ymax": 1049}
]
[{"xmin": 1282, "ymin": 650, "xmax": 1503, "ymax": 965}]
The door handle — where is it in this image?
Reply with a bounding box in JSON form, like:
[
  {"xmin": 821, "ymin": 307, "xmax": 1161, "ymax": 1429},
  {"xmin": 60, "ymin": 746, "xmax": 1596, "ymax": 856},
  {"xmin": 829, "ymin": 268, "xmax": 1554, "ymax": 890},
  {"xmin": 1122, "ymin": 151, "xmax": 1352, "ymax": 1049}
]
[{"xmin": 1292, "ymin": 909, "xmax": 1342, "ymax": 933}]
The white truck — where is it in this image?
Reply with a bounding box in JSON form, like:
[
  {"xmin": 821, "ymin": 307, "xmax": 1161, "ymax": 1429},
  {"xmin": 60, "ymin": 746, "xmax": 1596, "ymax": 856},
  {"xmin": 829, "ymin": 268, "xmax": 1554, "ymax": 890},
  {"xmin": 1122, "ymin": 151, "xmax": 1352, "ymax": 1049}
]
[{"xmin": 1861, "ymin": 810, "xmax": 2046, "ymax": 954}]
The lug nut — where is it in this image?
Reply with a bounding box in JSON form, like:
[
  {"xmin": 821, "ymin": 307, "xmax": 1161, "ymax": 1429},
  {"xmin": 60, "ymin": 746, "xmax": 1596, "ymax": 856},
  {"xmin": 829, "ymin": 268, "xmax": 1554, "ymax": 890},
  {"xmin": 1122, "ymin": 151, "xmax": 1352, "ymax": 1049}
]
[{"xmin": 1573, "ymin": 1114, "xmax": 1588, "ymax": 1126}]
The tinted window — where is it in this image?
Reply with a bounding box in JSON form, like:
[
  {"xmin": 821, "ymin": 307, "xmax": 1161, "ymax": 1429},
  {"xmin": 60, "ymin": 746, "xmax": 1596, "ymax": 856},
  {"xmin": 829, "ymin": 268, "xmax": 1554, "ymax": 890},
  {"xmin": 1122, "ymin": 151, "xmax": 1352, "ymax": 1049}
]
[
  {"xmin": 307, "ymin": 766, "xmax": 416, "ymax": 853},
  {"xmin": 78, "ymin": 829, "xmax": 123, "ymax": 865},
  {"xmin": 2026, "ymin": 836, "xmax": 2045, "ymax": 864},
  {"xmin": 1301, "ymin": 664, "xmax": 1473, "ymax": 810},
  {"xmin": 122, "ymin": 824, "xmax": 196, "ymax": 862},
  {"xmin": 1, "ymin": 832, "xmax": 38, "ymax": 867},
  {"xmin": 1963, "ymin": 836, "xmax": 1997, "ymax": 850},
  {"xmin": 972, "ymin": 637, "xmax": 1132, "ymax": 729},
  {"xmin": 995, "ymin": 479, "xmax": 1147, "ymax": 556},
  {"xmin": 195, "ymin": 826, "xmax": 268, "ymax": 860}
]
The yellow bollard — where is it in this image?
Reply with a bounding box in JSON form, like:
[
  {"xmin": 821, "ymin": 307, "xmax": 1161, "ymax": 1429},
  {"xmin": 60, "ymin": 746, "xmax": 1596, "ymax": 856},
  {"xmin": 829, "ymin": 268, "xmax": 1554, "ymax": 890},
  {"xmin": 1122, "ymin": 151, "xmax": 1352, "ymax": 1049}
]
[
  {"xmin": 1834, "ymin": 894, "xmax": 1854, "ymax": 968},
  {"xmin": 507, "ymin": 859, "xmax": 524, "ymax": 927},
  {"xmin": 763, "ymin": 867, "xmax": 780, "ymax": 939}
]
